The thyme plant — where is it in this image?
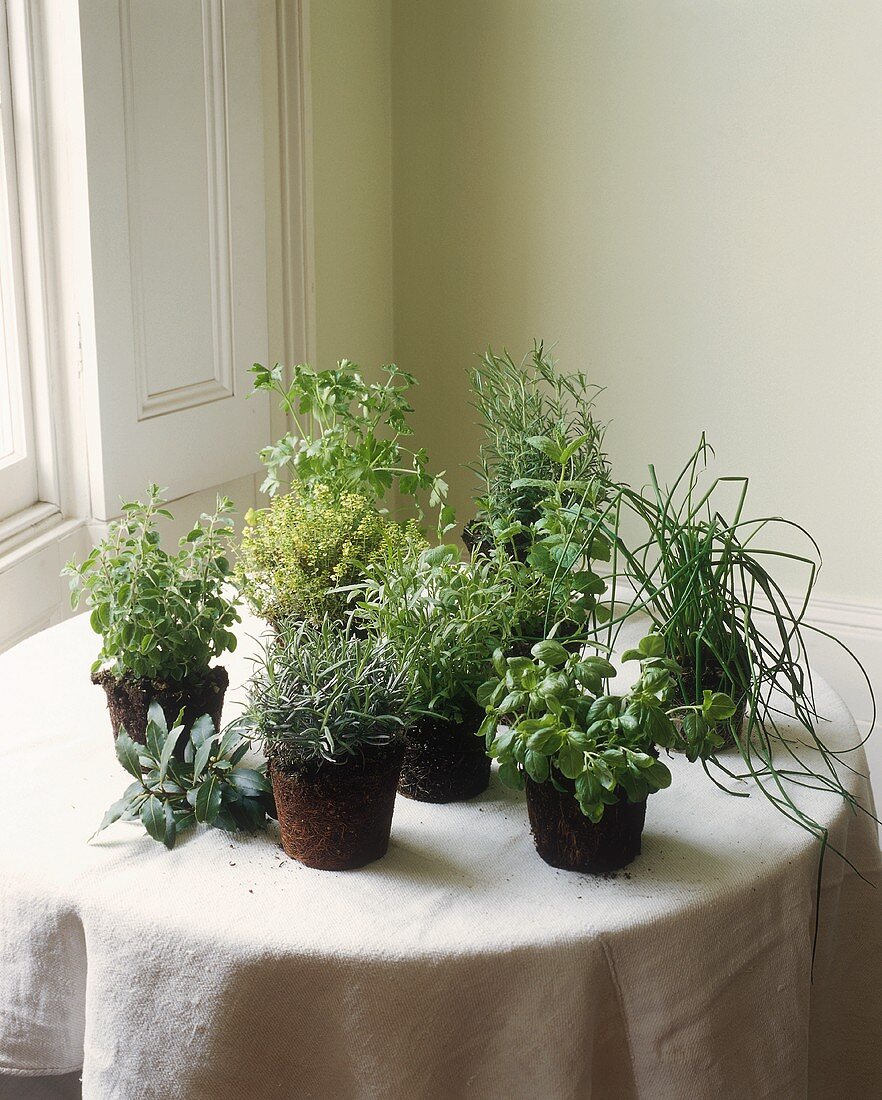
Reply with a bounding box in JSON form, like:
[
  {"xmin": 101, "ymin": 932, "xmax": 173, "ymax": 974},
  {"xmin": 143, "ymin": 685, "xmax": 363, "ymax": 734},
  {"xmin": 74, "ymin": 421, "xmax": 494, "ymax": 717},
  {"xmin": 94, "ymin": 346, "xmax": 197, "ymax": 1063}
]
[{"xmin": 235, "ymin": 483, "xmax": 421, "ymax": 627}]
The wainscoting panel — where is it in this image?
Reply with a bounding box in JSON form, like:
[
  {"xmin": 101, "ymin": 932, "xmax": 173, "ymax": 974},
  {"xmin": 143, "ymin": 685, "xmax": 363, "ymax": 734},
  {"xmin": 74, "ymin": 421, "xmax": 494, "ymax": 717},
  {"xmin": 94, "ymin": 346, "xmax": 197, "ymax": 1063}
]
[{"xmin": 77, "ymin": 0, "xmax": 270, "ymax": 516}]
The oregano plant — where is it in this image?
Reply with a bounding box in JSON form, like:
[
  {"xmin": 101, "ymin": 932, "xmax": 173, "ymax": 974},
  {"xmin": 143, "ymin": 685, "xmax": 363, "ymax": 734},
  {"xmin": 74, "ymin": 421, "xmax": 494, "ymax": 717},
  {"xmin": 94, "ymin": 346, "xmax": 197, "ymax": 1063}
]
[{"xmin": 63, "ymin": 484, "xmax": 240, "ymax": 683}]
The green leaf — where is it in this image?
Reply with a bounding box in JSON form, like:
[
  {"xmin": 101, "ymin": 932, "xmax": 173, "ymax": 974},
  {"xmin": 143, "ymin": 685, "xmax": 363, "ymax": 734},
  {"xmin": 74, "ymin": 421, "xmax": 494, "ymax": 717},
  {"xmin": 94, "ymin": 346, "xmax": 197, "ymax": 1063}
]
[
  {"xmin": 557, "ymin": 741, "xmax": 584, "ymax": 780},
  {"xmin": 526, "ymin": 727, "xmax": 562, "ymax": 754},
  {"xmin": 140, "ymin": 795, "xmax": 166, "ymax": 843},
  {"xmin": 594, "ymin": 760, "xmax": 617, "ymax": 791},
  {"xmin": 212, "ymin": 808, "xmax": 239, "ymax": 833},
  {"xmin": 645, "ymin": 759, "xmax": 672, "ymax": 790},
  {"xmin": 229, "ymin": 743, "xmax": 249, "ymax": 766},
  {"xmin": 489, "ymin": 727, "xmax": 516, "ymax": 757},
  {"xmin": 93, "ymin": 796, "xmax": 132, "ymax": 837},
  {"xmin": 229, "ymin": 768, "xmax": 271, "ymax": 797},
  {"xmin": 115, "ymin": 728, "xmax": 143, "ymax": 779},
  {"xmin": 193, "ymin": 738, "xmax": 215, "ymax": 779},
  {"xmin": 523, "ymin": 749, "xmax": 550, "ymax": 783},
  {"xmin": 525, "ymin": 435, "xmax": 563, "ymax": 462},
  {"xmin": 158, "ymin": 723, "xmax": 184, "ymax": 781},
  {"xmin": 702, "ymin": 690, "xmax": 737, "ymax": 722},
  {"xmin": 476, "ymin": 679, "xmax": 499, "ymax": 708},
  {"xmin": 229, "ymin": 795, "xmax": 269, "ymax": 833},
  {"xmin": 217, "ymin": 726, "xmax": 243, "ymax": 759},
  {"xmin": 146, "ymin": 701, "xmax": 168, "ymax": 737},
  {"xmin": 194, "ymin": 775, "xmax": 223, "ymax": 824},
  {"xmin": 530, "ymin": 639, "xmax": 568, "ymax": 667},
  {"xmin": 638, "ymin": 635, "xmax": 666, "ymax": 659},
  {"xmin": 498, "ymin": 761, "xmax": 525, "ymax": 790},
  {"xmin": 189, "ymin": 714, "xmax": 216, "ymax": 749},
  {"xmin": 163, "ymin": 802, "xmax": 177, "ymax": 849},
  {"xmin": 145, "ymin": 717, "xmax": 164, "ymax": 760}
]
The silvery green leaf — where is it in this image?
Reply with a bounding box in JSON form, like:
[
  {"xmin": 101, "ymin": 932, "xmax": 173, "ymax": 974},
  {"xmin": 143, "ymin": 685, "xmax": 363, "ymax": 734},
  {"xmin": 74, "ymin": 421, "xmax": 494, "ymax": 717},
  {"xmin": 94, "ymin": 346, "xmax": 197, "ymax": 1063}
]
[
  {"xmin": 93, "ymin": 796, "xmax": 131, "ymax": 838},
  {"xmin": 146, "ymin": 701, "xmax": 168, "ymax": 736}
]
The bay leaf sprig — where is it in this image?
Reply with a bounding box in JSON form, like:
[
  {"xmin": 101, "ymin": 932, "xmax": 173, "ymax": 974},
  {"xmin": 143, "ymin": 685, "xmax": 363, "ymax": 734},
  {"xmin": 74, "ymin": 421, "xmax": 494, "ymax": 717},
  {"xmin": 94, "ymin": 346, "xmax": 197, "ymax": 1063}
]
[{"xmin": 93, "ymin": 703, "xmax": 274, "ymax": 849}]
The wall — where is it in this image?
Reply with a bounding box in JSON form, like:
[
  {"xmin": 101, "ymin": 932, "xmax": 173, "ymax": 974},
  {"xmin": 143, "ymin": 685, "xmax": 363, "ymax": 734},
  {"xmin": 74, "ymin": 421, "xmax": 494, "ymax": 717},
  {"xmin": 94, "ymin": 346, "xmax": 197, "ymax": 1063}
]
[
  {"xmin": 308, "ymin": 0, "xmax": 393, "ymax": 372},
  {"xmin": 390, "ymin": 0, "xmax": 882, "ymax": 754}
]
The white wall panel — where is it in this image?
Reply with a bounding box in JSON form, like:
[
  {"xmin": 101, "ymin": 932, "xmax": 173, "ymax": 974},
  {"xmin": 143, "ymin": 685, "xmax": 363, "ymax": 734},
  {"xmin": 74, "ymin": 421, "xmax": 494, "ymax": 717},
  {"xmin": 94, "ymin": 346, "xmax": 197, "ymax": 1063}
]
[{"xmin": 78, "ymin": 0, "xmax": 269, "ymax": 517}]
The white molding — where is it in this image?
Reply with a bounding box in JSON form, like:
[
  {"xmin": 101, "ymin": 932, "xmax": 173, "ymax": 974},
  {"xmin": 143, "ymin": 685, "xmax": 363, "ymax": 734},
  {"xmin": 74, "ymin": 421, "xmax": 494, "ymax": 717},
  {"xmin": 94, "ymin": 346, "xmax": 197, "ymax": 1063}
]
[
  {"xmin": 0, "ymin": 500, "xmax": 60, "ymax": 554},
  {"xmin": 119, "ymin": 0, "xmax": 235, "ymax": 421},
  {"xmin": 798, "ymin": 594, "xmax": 882, "ymax": 640},
  {"xmin": 4, "ymin": 0, "xmax": 59, "ymax": 507},
  {"xmin": 0, "ymin": 515, "xmax": 85, "ymax": 574},
  {"xmin": 276, "ymin": 0, "xmax": 315, "ymax": 369},
  {"xmin": 5, "ymin": 0, "xmax": 95, "ymax": 521}
]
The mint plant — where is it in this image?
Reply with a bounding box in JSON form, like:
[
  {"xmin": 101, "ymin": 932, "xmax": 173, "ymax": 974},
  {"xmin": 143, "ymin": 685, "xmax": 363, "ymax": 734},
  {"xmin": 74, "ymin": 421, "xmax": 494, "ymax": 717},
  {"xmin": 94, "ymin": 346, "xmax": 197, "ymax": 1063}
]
[
  {"xmin": 478, "ymin": 635, "xmax": 735, "ymax": 820},
  {"xmin": 63, "ymin": 485, "xmax": 239, "ymax": 683},
  {"xmin": 94, "ymin": 703, "xmax": 274, "ymax": 849},
  {"xmin": 250, "ymin": 360, "xmax": 448, "ymax": 513}
]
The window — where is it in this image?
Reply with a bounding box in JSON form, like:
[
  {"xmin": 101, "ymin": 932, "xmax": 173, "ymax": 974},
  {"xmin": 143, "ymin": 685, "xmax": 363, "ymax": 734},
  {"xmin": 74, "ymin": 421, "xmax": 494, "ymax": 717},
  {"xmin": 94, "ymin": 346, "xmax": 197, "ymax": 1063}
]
[{"xmin": 0, "ymin": 0, "xmax": 37, "ymax": 523}]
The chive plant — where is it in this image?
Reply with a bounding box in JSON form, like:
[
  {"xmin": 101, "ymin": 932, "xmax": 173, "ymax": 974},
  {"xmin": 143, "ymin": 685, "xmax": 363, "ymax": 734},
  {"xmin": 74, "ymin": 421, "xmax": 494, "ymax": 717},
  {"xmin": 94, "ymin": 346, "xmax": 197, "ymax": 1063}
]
[{"xmin": 597, "ymin": 438, "xmax": 877, "ymax": 867}]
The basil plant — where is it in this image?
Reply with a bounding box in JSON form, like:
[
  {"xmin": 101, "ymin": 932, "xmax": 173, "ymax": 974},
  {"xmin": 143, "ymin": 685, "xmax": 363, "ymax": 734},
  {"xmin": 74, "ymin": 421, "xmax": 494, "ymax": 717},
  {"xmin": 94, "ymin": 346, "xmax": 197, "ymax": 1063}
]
[{"xmin": 477, "ymin": 635, "xmax": 736, "ymax": 821}]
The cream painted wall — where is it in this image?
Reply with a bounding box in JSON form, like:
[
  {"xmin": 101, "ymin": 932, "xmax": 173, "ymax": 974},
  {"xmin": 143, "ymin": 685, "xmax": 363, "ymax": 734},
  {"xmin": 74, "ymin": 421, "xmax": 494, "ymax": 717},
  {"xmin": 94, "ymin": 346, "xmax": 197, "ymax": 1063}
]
[
  {"xmin": 308, "ymin": 0, "xmax": 393, "ymax": 373},
  {"xmin": 302, "ymin": 1, "xmax": 880, "ymax": 764},
  {"xmin": 390, "ymin": 0, "xmax": 882, "ymax": 613}
]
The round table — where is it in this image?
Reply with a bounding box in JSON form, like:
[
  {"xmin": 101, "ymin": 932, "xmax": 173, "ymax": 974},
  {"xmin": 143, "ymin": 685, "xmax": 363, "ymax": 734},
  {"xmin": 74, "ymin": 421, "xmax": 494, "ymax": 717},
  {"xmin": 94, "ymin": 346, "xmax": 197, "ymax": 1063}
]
[{"xmin": 0, "ymin": 613, "xmax": 880, "ymax": 1100}]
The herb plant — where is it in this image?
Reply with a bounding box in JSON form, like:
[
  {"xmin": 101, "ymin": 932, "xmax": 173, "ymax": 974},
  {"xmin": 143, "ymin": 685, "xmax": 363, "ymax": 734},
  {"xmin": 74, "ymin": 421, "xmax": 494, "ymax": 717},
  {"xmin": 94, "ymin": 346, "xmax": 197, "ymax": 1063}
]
[
  {"xmin": 601, "ymin": 437, "xmax": 876, "ymax": 844},
  {"xmin": 236, "ymin": 618, "xmax": 416, "ymax": 770},
  {"xmin": 63, "ymin": 485, "xmax": 239, "ymax": 682},
  {"xmin": 478, "ymin": 635, "xmax": 736, "ymax": 820},
  {"xmin": 468, "ymin": 342, "xmax": 609, "ymax": 545},
  {"xmin": 352, "ymin": 529, "xmax": 614, "ymax": 725},
  {"xmin": 250, "ymin": 359, "xmax": 448, "ymax": 512},
  {"xmin": 352, "ymin": 543, "xmax": 521, "ymax": 723},
  {"xmin": 235, "ymin": 483, "xmax": 421, "ymax": 627},
  {"xmin": 93, "ymin": 703, "xmax": 273, "ymax": 849}
]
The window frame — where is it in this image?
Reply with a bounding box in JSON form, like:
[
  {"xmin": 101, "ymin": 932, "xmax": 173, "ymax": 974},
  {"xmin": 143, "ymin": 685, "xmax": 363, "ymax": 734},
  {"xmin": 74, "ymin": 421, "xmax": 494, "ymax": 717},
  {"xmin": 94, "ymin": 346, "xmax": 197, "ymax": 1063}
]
[
  {"xmin": 0, "ymin": 0, "xmax": 40, "ymax": 524},
  {"xmin": 0, "ymin": 0, "xmax": 94, "ymax": 555}
]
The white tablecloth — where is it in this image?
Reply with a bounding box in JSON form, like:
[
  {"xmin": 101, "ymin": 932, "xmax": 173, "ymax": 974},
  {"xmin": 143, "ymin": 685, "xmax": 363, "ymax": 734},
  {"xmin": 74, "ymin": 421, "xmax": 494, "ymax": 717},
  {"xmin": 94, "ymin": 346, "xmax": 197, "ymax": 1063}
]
[{"xmin": 0, "ymin": 612, "xmax": 880, "ymax": 1100}]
